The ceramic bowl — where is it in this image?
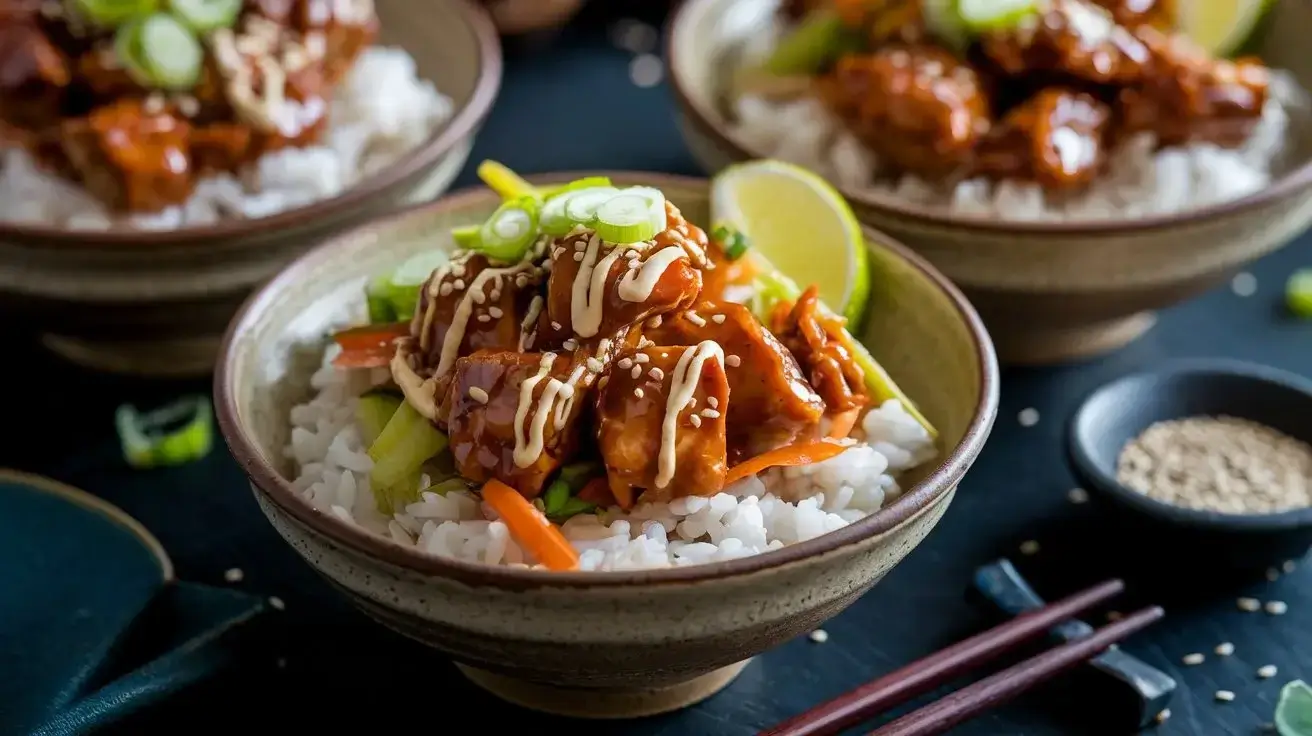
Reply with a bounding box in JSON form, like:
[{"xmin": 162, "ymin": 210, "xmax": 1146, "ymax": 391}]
[
  {"xmin": 667, "ymin": 0, "xmax": 1312, "ymax": 366},
  {"xmin": 0, "ymin": 0, "xmax": 502, "ymax": 379},
  {"xmin": 215, "ymin": 172, "xmax": 1000, "ymax": 718},
  {"xmin": 1068, "ymin": 359, "xmax": 1312, "ymax": 574}
]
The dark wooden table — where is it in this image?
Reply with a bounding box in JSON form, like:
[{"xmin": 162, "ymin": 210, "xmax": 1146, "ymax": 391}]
[{"xmin": 7, "ymin": 2, "xmax": 1309, "ymax": 733}]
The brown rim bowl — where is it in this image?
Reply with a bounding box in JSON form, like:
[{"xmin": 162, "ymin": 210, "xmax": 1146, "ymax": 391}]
[
  {"xmin": 0, "ymin": 0, "xmax": 502, "ymax": 378},
  {"xmin": 214, "ymin": 172, "xmax": 1000, "ymax": 719},
  {"xmin": 668, "ymin": 0, "xmax": 1312, "ymax": 366}
]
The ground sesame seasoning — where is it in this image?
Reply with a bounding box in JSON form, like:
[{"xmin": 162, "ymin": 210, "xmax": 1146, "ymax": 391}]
[
  {"xmin": 649, "ymin": 367, "xmax": 664, "ymax": 381},
  {"xmin": 1238, "ymin": 597, "xmax": 1262, "ymax": 612},
  {"xmin": 690, "ymin": 414, "xmax": 702, "ymax": 428},
  {"xmin": 1215, "ymin": 642, "xmax": 1235, "ymax": 656},
  {"xmin": 224, "ymin": 568, "xmax": 244, "ymax": 583},
  {"xmin": 808, "ymin": 629, "xmax": 829, "ymax": 643},
  {"xmin": 1018, "ymin": 408, "xmax": 1040, "ymax": 426},
  {"xmin": 1068, "ymin": 487, "xmax": 1089, "ymax": 504},
  {"xmin": 711, "ymin": 313, "xmax": 726, "ymax": 324},
  {"xmin": 1215, "ymin": 690, "xmax": 1235, "ymax": 702},
  {"xmin": 1265, "ymin": 600, "xmax": 1288, "ymax": 615},
  {"xmin": 1257, "ymin": 665, "xmax": 1278, "ymax": 679},
  {"xmin": 1019, "ymin": 540, "xmax": 1040, "ymax": 555},
  {"xmin": 634, "ymin": 388, "xmax": 644, "ymax": 399},
  {"xmin": 1182, "ymin": 653, "xmax": 1205, "ymax": 665},
  {"xmin": 726, "ymin": 355, "xmax": 741, "ymax": 367}
]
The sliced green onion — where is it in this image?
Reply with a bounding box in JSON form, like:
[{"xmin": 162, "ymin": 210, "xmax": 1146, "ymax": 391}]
[
  {"xmin": 166, "ymin": 0, "xmax": 240, "ymax": 31},
  {"xmin": 548, "ymin": 497, "xmax": 597, "ymax": 522},
  {"xmin": 595, "ymin": 193, "xmax": 664, "ymax": 243},
  {"xmin": 1287, "ymin": 268, "xmax": 1312, "ymax": 318},
  {"xmin": 563, "ymin": 186, "xmax": 621, "ymax": 224},
  {"xmin": 116, "ymin": 14, "xmax": 204, "ymax": 91},
  {"xmin": 723, "ymin": 231, "xmax": 751, "ymax": 260},
  {"xmin": 762, "ymin": 8, "xmax": 857, "ymax": 76},
  {"xmin": 73, "ymin": 0, "xmax": 158, "ymax": 27},
  {"xmin": 477, "ymin": 160, "xmax": 539, "ymax": 201},
  {"xmin": 356, "ymin": 391, "xmax": 403, "ymax": 446},
  {"xmin": 1275, "ymin": 679, "xmax": 1312, "ymax": 736},
  {"xmin": 540, "ymin": 176, "xmax": 613, "ymax": 200},
  {"xmin": 617, "ymin": 186, "xmax": 668, "ymax": 232},
  {"xmin": 368, "ymin": 401, "xmax": 448, "ymax": 493},
  {"xmin": 450, "ymin": 224, "xmax": 481, "ymax": 249},
  {"xmin": 749, "ymin": 265, "xmax": 804, "ymax": 324},
  {"xmin": 540, "ymin": 190, "xmax": 583, "ymax": 236},
  {"xmin": 711, "ymin": 224, "xmax": 732, "ymax": 243},
  {"xmin": 388, "ymin": 250, "xmax": 449, "ymax": 319},
  {"xmin": 957, "ymin": 0, "xmax": 1040, "ymax": 31},
  {"xmin": 366, "ymin": 274, "xmax": 397, "ymax": 323},
  {"xmin": 542, "ymin": 479, "xmax": 571, "ymax": 515},
  {"xmin": 115, "ymin": 395, "xmax": 213, "ymax": 469},
  {"xmin": 557, "ymin": 461, "xmax": 601, "ymax": 490},
  {"xmin": 477, "ymin": 197, "xmax": 540, "ymax": 262}
]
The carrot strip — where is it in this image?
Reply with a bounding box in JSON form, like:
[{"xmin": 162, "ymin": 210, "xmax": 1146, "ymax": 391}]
[
  {"xmin": 827, "ymin": 408, "xmax": 861, "ymax": 440},
  {"xmin": 723, "ymin": 440, "xmax": 849, "ymax": 487},
  {"xmin": 331, "ymin": 322, "xmax": 410, "ymax": 369},
  {"xmin": 481, "ymin": 479, "xmax": 580, "ymax": 571}
]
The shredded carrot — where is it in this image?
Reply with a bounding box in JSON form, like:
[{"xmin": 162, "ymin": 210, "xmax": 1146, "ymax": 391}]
[
  {"xmin": 723, "ymin": 440, "xmax": 849, "ymax": 487},
  {"xmin": 577, "ymin": 477, "xmax": 614, "ymax": 506},
  {"xmin": 827, "ymin": 408, "xmax": 861, "ymax": 439},
  {"xmin": 481, "ymin": 480, "xmax": 579, "ymax": 571},
  {"xmin": 330, "ymin": 322, "xmax": 410, "ymax": 369}
]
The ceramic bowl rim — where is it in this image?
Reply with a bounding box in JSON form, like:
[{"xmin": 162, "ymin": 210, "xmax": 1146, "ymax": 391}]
[
  {"xmin": 1067, "ymin": 358, "xmax": 1312, "ymax": 532},
  {"xmin": 665, "ymin": 0, "xmax": 1312, "ymax": 237},
  {"xmin": 215, "ymin": 170, "xmax": 1001, "ymax": 589},
  {"xmin": 0, "ymin": 0, "xmax": 502, "ymax": 250}
]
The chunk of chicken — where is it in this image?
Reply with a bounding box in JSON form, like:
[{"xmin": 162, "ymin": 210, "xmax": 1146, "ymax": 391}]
[
  {"xmin": 645, "ymin": 302, "xmax": 826, "ymax": 461},
  {"xmin": 596, "ymin": 343, "xmax": 729, "ymax": 506},
  {"xmin": 981, "ymin": 0, "xmax": 1151, "ymax": 85},
  {"xmin": 244, "ymin": 0, "xmax": 378, "ymax": 85},
  {"xmin": 818, "ymin": 45, "xmax": 991, "ymax": 179},
  {"xmin": 974, "ymin": 87, "xmax": 1112, "ymax": 189},
  {"xmin": 60, "ymin": 99, "xmax": 194, "ymax": 212},
  {"xmin": 0, "ymin": 19, "xmax": 70, "ymax": 131},
  {"xmin": 1090, "ymin": 0, "xmax": 1173, "ymax": 28},
  {"xmin": 1117, "ymin": 27, "xmax": 1268, "ymax": 147},
  {"xmin": 445, "ymin": 348, "xmax": 607, "ymax": 498},
  {"xmin": 771, "ymin": 286, "xmax": 869, "ymax": 415}
]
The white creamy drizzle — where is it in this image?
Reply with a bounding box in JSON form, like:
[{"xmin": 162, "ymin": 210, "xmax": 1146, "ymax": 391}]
[
  {"xmin": 656, "ymin": 340, "xmax": 725, "ymax": 488},
  {"xmin": 618, "ymin": 245, "xmax": 687, "ymax": 303},
  {"xmin": 390, "ymin": 349, "xmax": 438, "ymax": 421},
  {"xmin": 570, "ymin": 233, "xmax": 624, "ymax": 338},
  {"xmin": 513, "ymin": 353, "xmax": 561, "ymax": 468},
  {"xmin": 431, "ymin": 261, "xmax": 535, "ymax": 380},
  {"xmin": 417, "ymin": 252, "xmax": 471, "ymax": 352},
  {"xmin": 519, "ymin": 295, "xmax": 544, "ymax": 352}
]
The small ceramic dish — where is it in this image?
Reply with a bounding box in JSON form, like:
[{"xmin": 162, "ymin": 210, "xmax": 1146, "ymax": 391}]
[
  {"xmin": 0, "ymin": 0, "xmax": 502, "ymax": 379},
  {"xmin": 1068, "ymin": 359, "xmax": 1312, "ymax": 573},
  {"xmin": 667, "ymin": 0, "xmax": 1312, "ymax": 365},
  {"xmin": 215, "ymin": 172, "xmax": 1000, "ymax": 719}
]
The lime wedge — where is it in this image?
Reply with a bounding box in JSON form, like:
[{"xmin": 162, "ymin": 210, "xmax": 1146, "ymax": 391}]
[
  {"xmin": 1276, "ymin": 680, "xmax": 1312, "ymax": 736},
  {"xmin": 710, "ymin": 159, "xmax": 937, "ymax": 438},
  {"xmin": 1175, "ymin": 0, "xmax": 1270, "ymax": 57}
]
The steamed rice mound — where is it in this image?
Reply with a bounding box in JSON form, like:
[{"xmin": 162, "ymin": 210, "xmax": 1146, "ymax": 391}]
[{"xmin": 287, "ymin": 342, "xmax": 938, "ymax": 572}]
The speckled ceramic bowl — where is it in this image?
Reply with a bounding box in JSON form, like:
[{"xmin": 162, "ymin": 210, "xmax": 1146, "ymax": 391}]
[
  {"xmin": 668, "ymin": 0, "xmax": 1312, "ymax": 365},
  {"xmin": 0, "ymin": 0, "xmax": 501, "ymax": 379},
  {"xmin": 215, "ymin": 173, "xmax": 999, "ymax": 718}
]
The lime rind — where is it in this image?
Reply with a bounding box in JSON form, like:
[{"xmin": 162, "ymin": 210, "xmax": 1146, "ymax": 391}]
[
  {"xmin": 1275, "ymin": 680, "xmax": 1312, "ymax": 736},
  {"xmin": 1178, "ymin": 0, "xmax": 1271, "ymax": 58}
]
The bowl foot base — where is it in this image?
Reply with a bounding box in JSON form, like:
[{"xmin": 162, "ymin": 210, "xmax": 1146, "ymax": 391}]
[
  {"xmin": 42, "ymin": 333, "xmax": 222, "ymax": 379},
  {"xmin": 993, "ymin": 312, "xmax": 1157, "ymax": 366},
  {"xmin": 456, "ymin": 659, "xmax": 752, "ymax": 719}
]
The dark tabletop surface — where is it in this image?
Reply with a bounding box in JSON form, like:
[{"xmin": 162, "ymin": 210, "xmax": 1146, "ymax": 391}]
[{"xmin": 5, "ymin": 2, "xmax": 1311, "ymax": 734}]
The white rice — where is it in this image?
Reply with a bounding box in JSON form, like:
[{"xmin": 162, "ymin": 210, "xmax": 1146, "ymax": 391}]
[
  {"xmin": 728, "ymin": 29, "xmax": 1307, "ymax": 221},
  {"xmin": 286, "ymin": 344, "xmax": 937, "ymax": 571},
  {"xmin": 0, "ymin": 46, "xmax": 453, "ymax": 230}
]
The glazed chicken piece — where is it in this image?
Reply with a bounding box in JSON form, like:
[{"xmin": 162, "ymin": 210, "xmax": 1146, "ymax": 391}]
[
  {"xmin": 59, "ymin": 99, "xmax": 195, "ymax": 212},
  {"xmin": 819, "ymin": 45, "xmax": 991, "ymax": 179},
  {"xmin": 974, "ymin": 87, "xmax": 1112, "ymax": 189},
  {"xmin": 596, "ymin": 342, "xmax": 730, "ymax": 506},
  {"xmin": 645, "ymin": 302, "xmax": 826, "ymax": 462},
  {"xmin": 981, "ymin": 0, "xmax": 1151, "ymax": 86},
  {"xmin": 1117, "ymin": 27, "xmax": 1269, "ymax": 147},
  {"xmin": 445, "ymin": 346, "xmax": 612, "ymax": 498},
  {"xmin": 771, "ymin": 286, "xmax": 869, "ymax": 416},
  {"xmin": 244, "ymin": 0, "xmax": 379, "ymax": 85},
  {"xmin": 0, "ymin": 18, "xmax": 71, "ymax": 132},
  {"xmin": 1090, "ymin": 0, "xmax": 1174, "ymax": 27}
]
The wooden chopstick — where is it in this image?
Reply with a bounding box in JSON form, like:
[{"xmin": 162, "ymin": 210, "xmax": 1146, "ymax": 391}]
[
  {"xmin": 868, "ymin": 605, "xmax": 1166, "ymax": 736},
  {"xmin": 759, "ymin": 578, "xmax": 1126, "ymax": 736}
]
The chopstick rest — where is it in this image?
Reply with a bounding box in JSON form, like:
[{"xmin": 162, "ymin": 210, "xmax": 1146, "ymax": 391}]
[{"xmin": 972, "ymin": 559, "xmax": 1177, "ymax": 728}]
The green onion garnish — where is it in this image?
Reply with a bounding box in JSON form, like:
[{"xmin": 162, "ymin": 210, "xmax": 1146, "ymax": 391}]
[
  {"xmin": 723, "ymin": 231, "xmax": 751, "ymax": 260},
  {"xmin": 957, "ymin": 0, "xmax": 1041, "ymax": 31},
  {"xmin": 595, "ymin": 192, "xmax": 664, "ymax": 243},
  {"xmin": 1275, "ymin": 680, "xmax": 1312, "ymax": 736},
  {"xmin": 477, "ymin": 160, "xmax": 538, "ymax": 201},
  {"xmin": 540, "ymin": 176, "xmax": 613, "ymax": 200},
  {"xmin": 73, "ymin": 0, "xmax": 158, "ymax": 27},
  {"xmin": 386, "ymin": 250, "xmax": 449, "ymax": 319},
  {"xmin": 1287, "ymin": 269, "xmax": 1312, "ymax": 319},
  {"xmin": 451, "ymin": 224, "xmax": 481, "ymax": 249},
  {"xmin": 557, "ymin": 461, "xmax": 601, "ymax": 490},
  {"xmin": 166, "ymin": 0, "xmax": 240, "ymax": 31},
  {"xmin": 563, "ymin": 186, "xmax": 622, "ymax": 225},
  {"xmin": 548, "ymin": 497, "xmax": 597, "ymax": 522},
  {"xmin": 365, "ymin": 274, "xmax": 397, "ymax": 323},
  {"xmin": 542, "ymin": 479, "xmax": 571, "ymax": 515},
  {"xmin": 115, "ymin": 395, "xmax": 213, "ymax": 469},
  {"xmin": 540, "ymin": 189, "xmax": 583, "ymax": 236},
  {"xmin": 477, "ymin": 197, "xmax": 540, "ymax": 262},
  {"xmin": 116, "ymin": 13, "xmax": 204, "ymax": 91}
]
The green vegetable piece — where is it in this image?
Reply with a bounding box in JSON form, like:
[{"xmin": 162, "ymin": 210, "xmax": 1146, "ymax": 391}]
[
  {"xmin": 117, "ymin": 14, "xmax": 204, "ymax": 91},
  {"xmin": 367, "ymin": 401, "xmax": 448, "ymax": 493},
  {"xmin": 762, "ymin": 9, "xmax": 856, "ymax": 76},
  {"xmin": 723, "ymin": 230, "xmax": 750, "ymax": 260},
  {"xmin": 424, "ymin": 478, "xmax": 473, "ymax": 496},
  {"xmin": 957, "ymin": 0, "xmax": 1040, "ymax": 31},
  {"xmin": 366, "ymin": 275, "xmax": 397, "ymax": 323},
  {"xmin": 1276, "ymin": 680, "xmax": 1312, "ymax": 736},
  {"xmin": 548, "ymin": 496, "xmax": 597, "ymax": 522},
  {"xmin": 477, "ymin": 160, "xmax": 539, "ymax": 201},
  {"xmin": 477, "ymin": 197, "xmax": 540, "ymax": 262},
  {"xmin": 73, "ymin": 0, "xmax": 158, "ymax": 27},
  {"xmin": 542, "ymin": 479, "xmax": 571, "ymax": 515},
  {"xmin": 540, "ymin": 176, "xmax": 613, "ymax": 199},
  {"xmin": 562, "ymin": 186, "xmax": 621, "ymax": 225},
  {"xmin": 115, "ymin": 395, "xmax": 213, "ymax": 469},
  {"xmin": 451, "ymin": 224, "xmax": 482, "ymax": 248},
  {"xmin": 167, "ymin": 0, "xmax": 241, "ymax": 32},
  {"xmin": 595, "ymin": 192, "xmax": 663, "ymax": 243},
  {"xmin": 356, "ymin": 391, "xmax": 402, "ymax": 447},
  {"xmin": 387, "ymin": 250, "xmax": 449, "ymax": 320},
  {"xmin": 374, "ymin": 470, "xmax": 424, "ymax": 516},
  {"xmin": 557, "ymin": 461, "xmax": 601, "ymax": 490},
  {"xmin": 1286, "ymin": 268, "xmax": 1312, "ymax": 318}
]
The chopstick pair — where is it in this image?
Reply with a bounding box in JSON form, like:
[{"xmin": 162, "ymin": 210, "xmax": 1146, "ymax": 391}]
[{"xmin": 759, "ymin": 579, "xmax": 1164, "ymax": 736}]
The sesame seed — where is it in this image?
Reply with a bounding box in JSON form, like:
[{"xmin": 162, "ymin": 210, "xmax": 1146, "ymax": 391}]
[
  {"xmin": 1067, "ymin": 487, "xmax": 1089, "ymax": 504},
  {"xmin": 1238, "ymin": 597, "xmax": 1261, "ymax": 612},
  {"xmin": 587, "ymin": 357, "xmax": 604, "ymax": 373},
  {"xmin": 1215, "ymin": 690, "xmax": 1235, "ymax": 702},
  {"xmin": 453, "ymin": 279, "xmax": 465, "ymax": 290},
  {"xmin": 634, "ymin": 388, "xmax": 644, "ymax": 399},
  {"xmin": 439, "ymin": 282, "xmax": 453, "ymax": 297},
  {"xmin": 711, "ymin": 314, "xmax": 726, "ymax": 324},
  {"xmin": 631, "ymin": 365, "xmax": 642, "ymax": 379},
  {"xmin": 1215, "ymin": 642, "xmax": 1235, "ymax": 656},
  {"xmin": 563, "ymin": 339, "xmax": 579, "ymax": 351},
  {"xmin": 1257, "ymin": 665, "xmax": 1278, "ymax": 679},
  {"xmin": 599, "ymin": 376, "xmax": 609, "ymax": 390},
  {"xmin": 638, "ymin": 337, "xmax": 655, "ymax": 349},
  {"xmin": 684, "ymin": 311, "xmax": 707, "ymax": 327},
  {"xmin": 629, "ymin": 53, "xmax": 664, "ymax": 88},
  {"xmin": 268, "ymin": 596, "xmax": 285, "ymax": 611},
  {"xmin": 469, "ymin": 387, "xmax": 489, "ymax": 404},
  {"xmin": 689, "ymin": 414, "xmax": 702, "ymax": 428},
  {"xmin": 551, "ymin": 321, "xmax": 562, "ymax": 330},
  {"xmin": 707, "ymin": 397, "xmax": 719, "ymax": 409},
  {"xmin": 1154, "ymin": 709, "xmax": 1170, "ymax": 724},
  {"xmin": 1018, "ymin": 408, "xmax": 1040, "ymax": 427},
  {"xmin": 224, "ymin": 568, "xmax": 244, "ymax": 583},
  {"xmin": 1282, "ymin": 560, "xmax": 1297, "ymax": 573},
  {"xmin": 1182, "ymin": 653, "xmax": 1205, "ymax": 665},
  {"xmin": 648, "ymin": 367, "xmax": 665, "ymax": 381},
  {"xmin": 573, "ymin": 252, "xmax": 585, "ymax": 262},
  {"xmin": 618, "ymin": 358, "xmax": 633, "ymax": 370},
  {"xmin": 1265, "ymin": 600, "xmax": 1287, "ymax": 615},
  {"xmin": 726, "ymin": 355, "xmax": 741, "ymax": 367},
  {"xmin": 808, "ymin": 629, "xmax": 829, "ymax": 643},
  {"xmin": 477, "ymin": 314, "xmax": 492, "ymax": 323},
  {"xmin": 489, "ymin": 307, "xmax": 504, "ymax": 319},
  {"xmin": 1231, "ymin": 272, "xmax": 1257, "ymax": 297},
  {"xmin": 1019, "ymin": 540, "xmax": 1040, "ymax": 555},
  {"xmin": 647, "ymin": 315, "xmax": 663, "ymax": 328},
  {"xmin": 634, "ymin": 353, "xmax": 650, "ymax": 363},
  {"xmin": 702, "ymin": 409, "xmax": 721, "ymax": 419}
]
